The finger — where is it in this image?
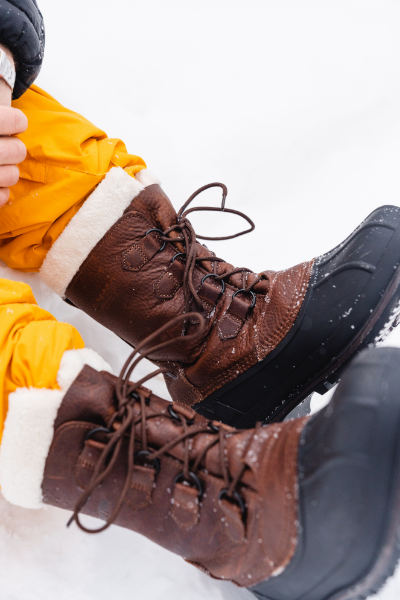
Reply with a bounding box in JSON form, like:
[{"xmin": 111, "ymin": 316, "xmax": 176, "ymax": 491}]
[
  {"xmin": 0, "ymin": 165, "xmax": 19, "ymax": 188},
  {"xmin": 0, "ymin": 136, "xmax": 27, "ymax": 165},
  {"xmin": 0, "ymin": 106, "xmax": 28, "ymax": 135},
  {"xmin": 0, "ymin": 187, "xmax": 10, "ymax": 207}
]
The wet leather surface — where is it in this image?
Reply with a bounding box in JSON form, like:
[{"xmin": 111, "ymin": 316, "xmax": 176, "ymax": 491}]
[
  {"xmin": 43, "ymin": 366, "xmax": 307, "ymax": 587},
  {"xmin": 66, "ymin": 185, "xmax": 313, "ymax": 404}
]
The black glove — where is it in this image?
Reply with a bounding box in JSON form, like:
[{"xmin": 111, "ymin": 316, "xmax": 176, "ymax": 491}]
[{"xmin": 0, "ymin": 0, "xmax": 45, "ymax": 99}]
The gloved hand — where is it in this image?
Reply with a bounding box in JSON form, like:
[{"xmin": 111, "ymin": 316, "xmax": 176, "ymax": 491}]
[{"xmin": 0, "ymin": 0, "xmax": 45, "ymax": 100}]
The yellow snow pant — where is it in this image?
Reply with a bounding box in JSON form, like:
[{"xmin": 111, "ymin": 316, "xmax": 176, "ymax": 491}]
[
  {"xmin": 0, "ymin": 278, "xmax": 84, "ymax": 443},
  {"xmin": 0, "ymin": 85, "xmax": 147, "ymax": 272}
]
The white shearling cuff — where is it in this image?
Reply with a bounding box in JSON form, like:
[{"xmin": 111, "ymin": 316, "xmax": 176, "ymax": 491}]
[
  {"xmin": 57, "ymin": 348, "xmax": 112, "ymax": 393},
  {"xmin": 0, "ymin": 387, "xmax": 64, "ymax": 509},
  {"xmin": 0, "ymin": 349, "xmax": 112, "ymax": 509},
  {"xmin": 135, "ymin": 168, "xmax": 161, "ymax": 187},
  {"xmin": 40, "ymin": 167, "xmax": 160, "ymax": 298}
]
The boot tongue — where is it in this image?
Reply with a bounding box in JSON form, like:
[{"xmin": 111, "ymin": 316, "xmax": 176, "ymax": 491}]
[
  {"xmin": 130, "ymin": 184, "xmax": 188, "ymax": 251},
  {"xmin": 54, "ymin": 367, "xmax": 117, "ymax": 431},
  {"xmin": 130, "ymin": 184, "xmax": 270, "ymax": 294},
  {"xmin": 195, "ymin": 243, "xmax": 270, "ymax": 294},
  {"xmin": 130, "ymin": 184, "xmax": 178, "ymax": 232},
  {"xmin": 128, "ymin": 183, "xmax": 241, "ymax": 274}
]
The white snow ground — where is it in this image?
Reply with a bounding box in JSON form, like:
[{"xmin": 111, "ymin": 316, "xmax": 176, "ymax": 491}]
[{"xmin": 1, "ymin": 0, "xmax": 400, "ymax": 598}]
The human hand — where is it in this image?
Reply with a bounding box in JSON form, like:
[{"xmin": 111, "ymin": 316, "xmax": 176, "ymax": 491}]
[{"xmin": 0, "ymin": 106, "xmax": 28, "ymax": 207}]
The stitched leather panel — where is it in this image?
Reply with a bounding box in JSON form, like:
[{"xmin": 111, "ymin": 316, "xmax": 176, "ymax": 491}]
[
  {"xmin": 65, "ymin": 185, "xmax": 313, "ymax": 405},
  {"xmin": 66, "ymin": 187, "xmax": 211, "ymax": 363},
  {"xmin": 256, "ymin": 263, "xmax": 313, "ymax": 353},
  {"xmin": 171, "ymin": 483, "xmax": 200, "ymax": 530},
  {"xmin": 184, "ymin": 260, "xmax": 314, "ymax": 399},
  {"xmin": 122, "ymin": 231, "xmax": 162, "ymax": 272},
  {"xmin": 155, "ymin": 260, "xmax": 184, "ymax": 299},
  {"xmin": 42, "ymin": 366, "xmax": 308, "ymax": 587},
  {"xmin": 218, "ymin": 313, "xmax": 242, "ymax": 340}
]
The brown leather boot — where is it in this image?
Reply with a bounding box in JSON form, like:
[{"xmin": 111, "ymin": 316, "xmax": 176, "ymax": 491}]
[
  {"xmin": 40, "ymin": 168, "xmax": 400, "ymax": 426},
  {"xmin": 2, "ymin": 323, "xmax": 400, "ymax": 600}
]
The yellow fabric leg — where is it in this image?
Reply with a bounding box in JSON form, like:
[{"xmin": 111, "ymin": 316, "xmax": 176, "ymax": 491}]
[
  {"xmin": 0, "ymin": 85, "xmax": 147, "ymax": 272},
  {"xmin": 0, "ymin": 278, "xmax": 84, "ymax": 443}
]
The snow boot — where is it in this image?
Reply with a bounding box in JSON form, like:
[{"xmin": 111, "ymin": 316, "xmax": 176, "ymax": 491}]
[
  {"xmin": 40, "ymin": 169, "xmax": 400, "ymax": 426},
  {"xmin": 1, "ymin": 317, "xmax": 400, "ymax": 600},
  {"xmin": 251, "ymin": 346, "xmax": 400, "ymax": 600}
]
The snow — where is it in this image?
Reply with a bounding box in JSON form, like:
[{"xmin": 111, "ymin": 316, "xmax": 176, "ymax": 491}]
[{"xmin": 1, "ymin": 0, "xmax": 400, "ymax": 598}]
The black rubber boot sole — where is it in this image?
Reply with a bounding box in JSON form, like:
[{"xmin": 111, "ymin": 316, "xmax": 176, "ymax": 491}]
[
  {"xmin": 251, "ymin": 347, "xmax": 400, "ymax": 600},
  {"xmin": 195, "ymin": 206, "xmax": 400, "ymax": 428}
]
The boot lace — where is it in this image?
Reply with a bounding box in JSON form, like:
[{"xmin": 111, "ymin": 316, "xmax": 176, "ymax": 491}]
[
  {"xmin": 155, "ymin": 183, "xmax": 267, "ymax": 312},
  {"xmin": 68, "ymin": 313, "xmax": 260, "ymax": 534}
]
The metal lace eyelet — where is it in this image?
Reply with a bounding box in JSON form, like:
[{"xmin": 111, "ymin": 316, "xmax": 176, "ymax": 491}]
[
  {"xmin": 219, "ymin": 488, "xmax": 246, "ymax": 518},
  {"xmin": 201, "ymin": 273, "xmax": 225, "ymax": 295},
  {"xmin": 168, "ymin": 404, "xmax": 194, "ymax": 425},
  {"xmin": 232, "ymin": 288, "xmax": 257, "ymax": 309},
  {"xmin": 135, "ymin": 450, "xmax": 161, "ymax": 475},
  {"xmin": 145, "ymin": 228, "xmax": 166, "ymax": 252},
  {"xmin": 168, "ymin": 404, "xmax": 180, "ymax": 421},
  {"xmin": 129, "ymin": 392, "xmax": 150, "ymax": 406},
  {"xmin": 174, "ymin": 471, "xmax": 203, "ymax": 499},
  {"xmin": 171, "ymin": 252, "xmax": 186, "ymax": 263},
  {"xmin": 208, "ymin": 421, "xmax": 220, "ymax": 433},
  {"xmin": 130, "ymin": 390, "xmax": 150, "ymax": 406},
  {"xmin": 84, "ymin": 427, "xmax": 112, "ymax": 442}
]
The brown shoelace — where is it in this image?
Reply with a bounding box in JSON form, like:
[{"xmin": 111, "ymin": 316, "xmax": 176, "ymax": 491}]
[
  {"xmin": 68, "ymin": 313, "xmax": 259, "ymax": 534},
  {"xmin": 157, "ymin": 183, "xmax": 267, "ymax": 312}
]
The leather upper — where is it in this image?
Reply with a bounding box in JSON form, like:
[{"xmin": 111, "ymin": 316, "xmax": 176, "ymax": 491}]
[
  {"xmin": 66, "ymin": 184, "xmax": 313, "ymax": 406},
  {"xmin": 43, "ymin": 365, "xmax": 307, "ymax": 586}
]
